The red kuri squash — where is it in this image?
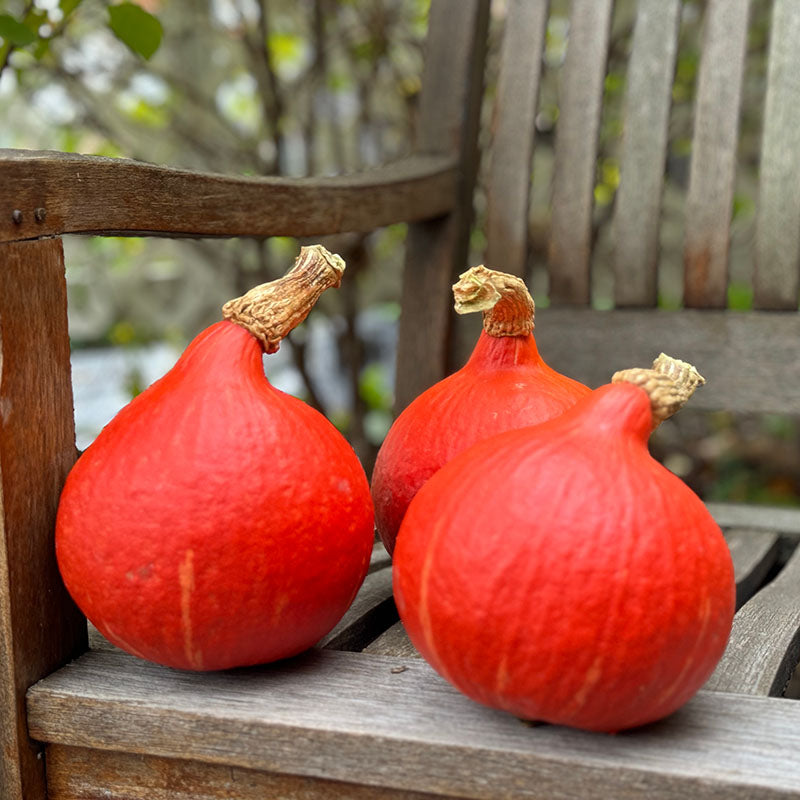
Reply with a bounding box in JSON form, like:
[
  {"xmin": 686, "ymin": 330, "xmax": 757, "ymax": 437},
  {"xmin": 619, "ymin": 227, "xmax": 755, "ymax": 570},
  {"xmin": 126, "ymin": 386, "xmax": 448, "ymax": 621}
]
[
  {"xmin": 393, "ymin": 354, "xmax": 735, "ymax": 732},
  {"xmin": 56, "ymin": 245, "xmax": 375, "ymax": 671},
  {"xmin": 371, "ymin": 265, "xmax": 589, "ymax": 554}
]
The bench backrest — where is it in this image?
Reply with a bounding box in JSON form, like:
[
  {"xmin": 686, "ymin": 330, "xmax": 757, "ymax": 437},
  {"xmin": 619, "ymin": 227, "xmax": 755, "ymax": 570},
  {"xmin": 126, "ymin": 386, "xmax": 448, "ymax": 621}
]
[{"xmin": 397, "ymin": 0, "xmax": 800, "ymax": 416}]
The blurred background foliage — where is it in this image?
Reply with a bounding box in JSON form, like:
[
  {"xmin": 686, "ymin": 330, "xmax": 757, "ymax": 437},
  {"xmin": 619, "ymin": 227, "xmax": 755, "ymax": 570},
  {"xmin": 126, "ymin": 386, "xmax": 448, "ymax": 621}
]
[{"xmin": 2, "ymin": 0, "xmax": 798, "ymax": 505}]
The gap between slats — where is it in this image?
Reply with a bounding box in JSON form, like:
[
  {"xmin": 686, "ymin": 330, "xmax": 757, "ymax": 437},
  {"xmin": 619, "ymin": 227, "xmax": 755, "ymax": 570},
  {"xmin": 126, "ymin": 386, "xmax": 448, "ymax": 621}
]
[
  {"xmin": 707, "ymin": 539, "xmax": 800, "ymax": 696},
  {"xmin": 724, "ymin": 528, "xmax": 780, "ymax": 609}
]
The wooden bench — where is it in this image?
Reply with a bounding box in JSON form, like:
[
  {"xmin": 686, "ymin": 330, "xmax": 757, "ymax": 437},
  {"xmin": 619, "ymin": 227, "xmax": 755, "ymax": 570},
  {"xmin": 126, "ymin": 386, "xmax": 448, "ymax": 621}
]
[{"xmin": 5, "ymin": 0, "xmax": 800, "ymax": 797}]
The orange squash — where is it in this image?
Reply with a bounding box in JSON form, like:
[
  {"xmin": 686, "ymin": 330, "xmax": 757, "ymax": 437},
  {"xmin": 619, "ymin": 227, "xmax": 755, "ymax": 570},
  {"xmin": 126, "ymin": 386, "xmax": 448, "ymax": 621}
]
[
  {"xmin": 393, "ymin": 355, "xmax": 735, "ymax": 732},
  {"xmin": 372, "ymin": 266, "xmax": 589, "ymax": 554},
  {"xmin": 56, "ymin": 246, "xmax": 375, "ymax": 671}
]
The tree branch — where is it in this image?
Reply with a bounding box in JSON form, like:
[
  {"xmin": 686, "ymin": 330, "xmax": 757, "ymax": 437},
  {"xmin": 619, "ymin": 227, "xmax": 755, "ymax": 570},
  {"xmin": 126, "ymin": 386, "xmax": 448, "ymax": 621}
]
[{"xmin": 240, "ymin": 0, "xmax": 287, "ymax": 174}]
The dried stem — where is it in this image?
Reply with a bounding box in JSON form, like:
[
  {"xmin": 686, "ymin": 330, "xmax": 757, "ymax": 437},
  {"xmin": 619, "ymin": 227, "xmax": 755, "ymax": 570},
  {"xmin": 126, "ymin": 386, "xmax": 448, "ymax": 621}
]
[
  {"xmin": 222, "ymin": 245, "xmax": 345, "ymax": 353},
  {"xmin": 452, "ymin": 265, "xmax": 535, "ymax": 337},
  {"xmin": 612, "ymin": 354, "xmax": 705, "ymax": 426}
]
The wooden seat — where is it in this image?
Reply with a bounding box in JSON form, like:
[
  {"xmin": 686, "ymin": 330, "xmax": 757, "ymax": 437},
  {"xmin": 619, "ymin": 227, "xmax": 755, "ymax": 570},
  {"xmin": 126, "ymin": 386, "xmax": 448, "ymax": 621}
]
[{"xmin": 5, "ymin": 0, "xmax": 800, "ymax": 797}]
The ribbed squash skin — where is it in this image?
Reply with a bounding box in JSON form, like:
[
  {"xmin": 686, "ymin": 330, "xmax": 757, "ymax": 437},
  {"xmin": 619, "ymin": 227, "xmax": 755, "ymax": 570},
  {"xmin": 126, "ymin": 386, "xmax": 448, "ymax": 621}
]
[
  {"xmin": 371, "ymin": 331, "xmax": 589, "ymax": 554},
  {"xmin": 56, "ymin": 320, "xmax": 374, "ymax": 671},
  {"xmin": 393, "ymin": 382, "xmax": 735, "ymax": 732}
]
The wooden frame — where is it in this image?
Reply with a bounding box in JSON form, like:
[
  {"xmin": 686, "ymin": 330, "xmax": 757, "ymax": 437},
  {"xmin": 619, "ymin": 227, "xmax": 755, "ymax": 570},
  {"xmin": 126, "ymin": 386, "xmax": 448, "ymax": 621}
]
[{"xmin": 4, "ymin": 0, "xmax": 800, "ymax": 797}]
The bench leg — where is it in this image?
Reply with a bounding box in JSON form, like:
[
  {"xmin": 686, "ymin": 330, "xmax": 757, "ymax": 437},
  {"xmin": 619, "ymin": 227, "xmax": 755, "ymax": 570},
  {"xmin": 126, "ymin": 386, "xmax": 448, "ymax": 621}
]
[{"xmin": 0, "ymin": 237, "xmax": 87, "ymax": 800}]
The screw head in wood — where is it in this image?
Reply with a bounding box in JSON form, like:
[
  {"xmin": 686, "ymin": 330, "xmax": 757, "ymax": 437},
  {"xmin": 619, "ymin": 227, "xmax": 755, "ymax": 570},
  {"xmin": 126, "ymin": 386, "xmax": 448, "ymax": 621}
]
[
  {"xmin": 34, "ymin": 207, "xmax": 47, "ymax": 222},
  {"xmin": 11, "ymin": 209, "xmax": 22, "ymax": 224}
]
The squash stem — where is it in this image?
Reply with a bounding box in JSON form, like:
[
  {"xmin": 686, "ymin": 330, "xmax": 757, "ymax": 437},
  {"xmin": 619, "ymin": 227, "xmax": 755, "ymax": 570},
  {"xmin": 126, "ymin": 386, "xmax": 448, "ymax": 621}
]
[
  {"xmin": 222, "ymin": 245, "xmax": 345, "ymax": 353},
  {"xmin": 611, "ymin": 354, "xmax": 705, "ymax": 426},
  {"xmin": 452, "ymin": 265, "xmax": 535, "ymax": 337}
]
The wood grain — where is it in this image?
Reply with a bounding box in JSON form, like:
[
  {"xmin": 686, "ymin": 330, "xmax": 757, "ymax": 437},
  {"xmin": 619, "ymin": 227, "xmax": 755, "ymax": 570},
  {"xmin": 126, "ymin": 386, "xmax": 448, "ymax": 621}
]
[
  {"xmin": 613, "ymin": 0, "xmax": 682, "ymax": 307},
  {"xmin": 725, "ymin": 529, "xmax": 781, "ymax": 609},
  {"xmin": 754, "ymin": 0, "xmax": 800, "ymax": 309},
  {"xmin": 27, "ymin": 647, "xmax": 800, "ymax": 799},
  {"xmin": 0, "ymin": 150, "xmax": 456, "ymax": 243},
  {"xmin": 0, "ymin": 239, "xmax": 87, "ymax": 800},
  {"xmin": 363, "ymin": 620, "xmax": 420, "ymax": 659},
  {"xmin": 394, "ymin": 0, "xmax": 490, "ymax": 412},
  {"xmin": 706, "ymin": 543, "xmax": 800, "ymax": 697},
  {"xmin": 683, "ymin": 0, "xmax": 751, "ymax": 308},
  {"xmin": 44, "ymin": 745, "xmax": 445, "ymax": 800},
  {"xmin": 709, "ymin": 503, "xmax": 800, "ymax": 536},
  {"xmin": 532, "ymin": 307, "xmax": 800, "ymax": 414},
  {"xmin": 548, "ymin": 0, "xmax": 614, "ymax": 305},
  {"xmin": 484, "ymin": 0, "xmax": 549, "ymax": 278}
]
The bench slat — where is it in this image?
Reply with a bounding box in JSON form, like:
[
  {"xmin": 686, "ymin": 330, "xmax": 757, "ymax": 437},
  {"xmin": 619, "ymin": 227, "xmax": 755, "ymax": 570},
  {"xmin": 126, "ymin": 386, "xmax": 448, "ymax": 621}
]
[
  {"xmin": 612, "ymin": 0, "xmax": 682, "ymax": 307},
  {"xmin": 706, "ymin": 542, "xmax": 800, "ymax": 696},
  {"xmin": 532, "ymin": 307, "xmax": 800, "ymax": 414},
  {"xmin": 394, "ymin": 0, "xmax": 490, "ymax": 411},
  {"xmin": 754, "ymin": 0, "xmax": 800, "ymax": 309},
  {"xmin": 0, "ymin": 151, "xmax": 456, "ymax": 243},
  {"xmin": 549, "ymin": 0, "xmax": 614, "ymax": 305},
  {"xmin": 484, "ymin": 0, "xmax": 549, "ymax": 278},
  {"xmin": 710, "ymin": 503, "xmax": 800, "ymax": 536},
  {"xmin": 44, "ymin": 744, "xmax": 443, "ymax": 800},
  {"xmin": 27, "ymin": 647, "xmax": 800, "ymax": 799},
  {"xmin": 683, "ymin": 0, "xmax": 751, "ymax": 308},
  {"xmin": 725, "ymin": 528, "xmax": 781, "ymax": 609},
  {"xmin": 363, "ymin": 620, "xmax": 419, "ymax": 659}
]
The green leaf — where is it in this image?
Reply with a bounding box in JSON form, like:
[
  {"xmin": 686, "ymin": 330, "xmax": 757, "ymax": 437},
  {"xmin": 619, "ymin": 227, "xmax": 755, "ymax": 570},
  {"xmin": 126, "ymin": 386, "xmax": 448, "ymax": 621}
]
[
  {"xmin": 359, "ymin": 364, "xmax": 392, "ymax": 412},
  {"xmin": 0, "ymin": 14, "xmax": 36, "ymax": 46},
  {"xmin": 107, "ymin": 3, "xmax": 163, "ymax": 61},
  {"xmin": 268, "ymin": 31, "xmax": 302, "ymax": 67},
  {"xmin": 727, "ymin": 282, "xmax": 753, "ymax": 311},
  {"xmin": 33, "ymin": 37, "xmax": 50, "ymax": 60},
  {"xmin": 60, "ymin": 0, "xmax": 84, "ymax": 15}
]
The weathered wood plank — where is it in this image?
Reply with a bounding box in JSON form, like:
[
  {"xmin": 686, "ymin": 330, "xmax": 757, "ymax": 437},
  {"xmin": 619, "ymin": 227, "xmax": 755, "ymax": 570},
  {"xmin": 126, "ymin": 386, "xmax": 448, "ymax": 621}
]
[
  {"xmin": 710, "ymin": 503, "xmax": 800, "ymax": 536},
  {"xmin": 394, "ymin": 0, "xmax": 490, "ymax": 412},
  {"xmin": 725, "ymin": 528, "xmax": 781, "ymax": 609},
  {"xmin": 0, "ymin": 150, "xmax": 456, "ymax": 243},
  {"xmin": 45, "ymin": 745, "xmax": 444, "ymax": 800},
  {"xmin": 548, "ymin": 0, "xmax": 614, "ymax": 305},
  {"xmin": 27, "ymin": 648, "xmax": 800, "ymax": 799},
  {"xmin": 0, "ymin": 239, "xmax": 87, "ymax": 800},
  {"xmin": 532, "ymin": 307, "xmax": 800, "ymax": 414},
  {"xmin": 683, "ymin": 0, "xmax": 751, "ymax": 308},
  {"xmin": 706, "ymin": 542, "xmax": 800, "ymax": 697},
  {"xmin": 754, "ymin": 0, "xmax": 800, "ymax": 309},
  {"xmin": 484, "ymin": 0, "xmax": 549, "ymax": 278},
  {"xmin": 613, "ymin": 0, "xmax": 682, "ymax": 307},
  {"xmin": 363, "ymin": 620, "xmax": 420, "ymax": 659}
]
